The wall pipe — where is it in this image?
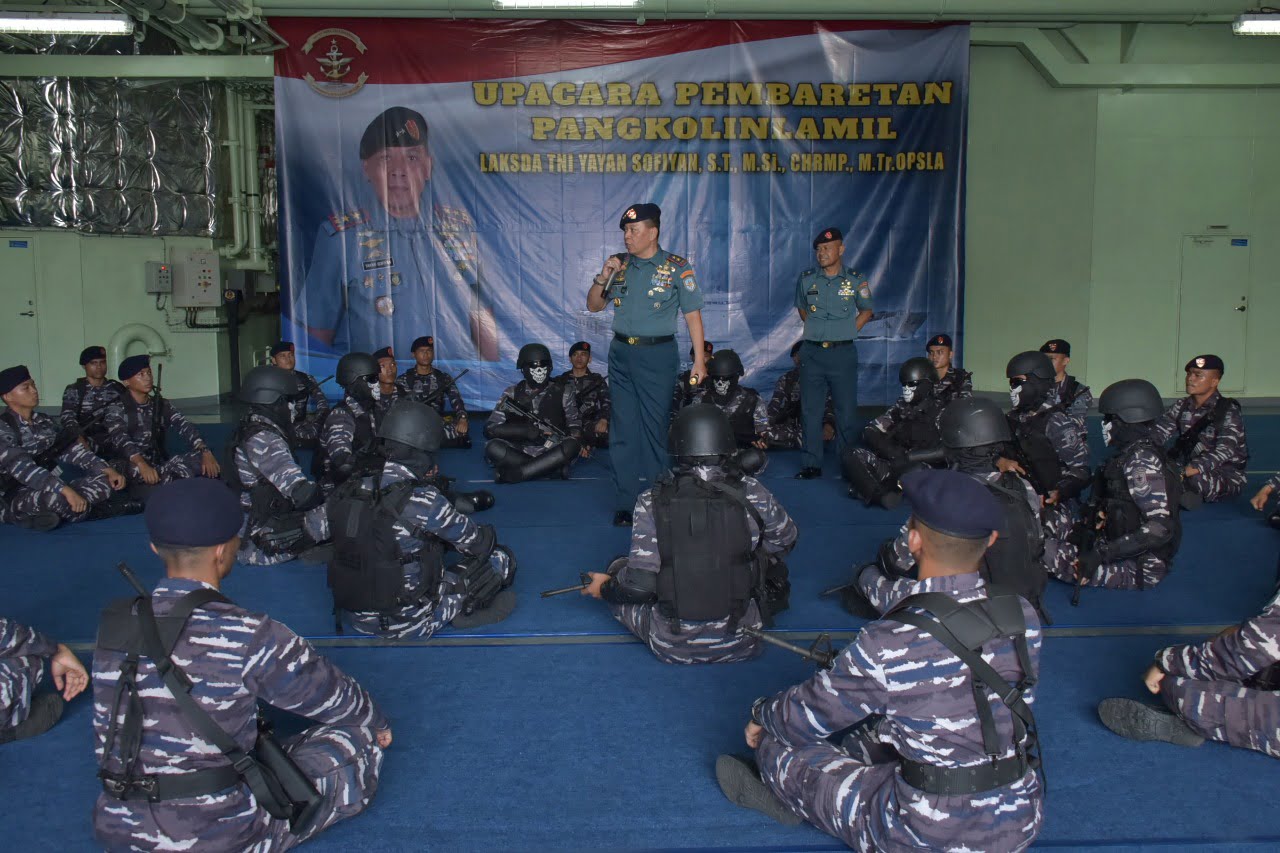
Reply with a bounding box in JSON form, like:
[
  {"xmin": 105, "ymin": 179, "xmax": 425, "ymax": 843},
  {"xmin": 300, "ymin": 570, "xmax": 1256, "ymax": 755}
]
[
  {"xmin": 242, "ymin": 96, "xmax": 265, "ymax": 266},
  {"xmin": 109, "ymin": 323, "xmax": 169, "ymax": 370},
  {"xmin": 113, "ymin": 0, "xmax": 226, "ymax": 51},
  {"xmin": 220, "ymin": 87, "xmax": 247, "ymax": 260}
]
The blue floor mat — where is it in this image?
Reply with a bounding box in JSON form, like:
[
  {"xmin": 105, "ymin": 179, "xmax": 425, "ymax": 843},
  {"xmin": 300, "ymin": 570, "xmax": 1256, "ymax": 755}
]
[{"xmin": 5, "ymin": 634, "xmax": 1280, "ymax": 851}]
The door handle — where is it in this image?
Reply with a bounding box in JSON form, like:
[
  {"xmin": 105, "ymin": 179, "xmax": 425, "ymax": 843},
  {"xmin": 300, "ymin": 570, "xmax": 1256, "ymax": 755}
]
[
  {"xmin": 1235, "ymin": 306, "xmax": 1247, "ymax": 312},
  {"xmin": 19, "ymin": 311, "xmax": 33, "ymax": 317}
]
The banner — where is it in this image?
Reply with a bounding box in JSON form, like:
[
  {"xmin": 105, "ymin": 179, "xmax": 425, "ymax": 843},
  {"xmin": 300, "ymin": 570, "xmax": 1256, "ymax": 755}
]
[{"xmin": 274, "ymin": 19, "xmax": 968, "ymax": 407}]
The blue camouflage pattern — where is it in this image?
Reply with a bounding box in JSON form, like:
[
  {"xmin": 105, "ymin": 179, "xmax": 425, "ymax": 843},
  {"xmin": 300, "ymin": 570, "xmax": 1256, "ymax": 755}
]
[
  {"xmin": 0, "ymin": 616, "xmax": 57, "ymax": 729},
  {"xmin": 0, "ymin": 409, "xmax": 114, "ymax": 525},
  {"xmin": 1150, "ymin": 391, "xmax": 1248, "ymax": 502}
]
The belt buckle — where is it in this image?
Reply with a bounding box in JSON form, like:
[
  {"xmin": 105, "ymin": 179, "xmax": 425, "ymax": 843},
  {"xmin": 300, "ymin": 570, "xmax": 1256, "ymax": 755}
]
[
  {"xmin": 822, "ymin": 341, "xmax": 831, "ymax": 349},
  {"xmin": 627, "ymin": 336, "xmax": 638, "ymax": 345}
]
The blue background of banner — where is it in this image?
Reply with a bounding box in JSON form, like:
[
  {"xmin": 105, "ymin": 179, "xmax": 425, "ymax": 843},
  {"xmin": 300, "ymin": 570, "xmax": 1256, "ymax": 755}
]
[{"xmin": 275, "ymin": 23, "xmax": 968, "ymax": 407}]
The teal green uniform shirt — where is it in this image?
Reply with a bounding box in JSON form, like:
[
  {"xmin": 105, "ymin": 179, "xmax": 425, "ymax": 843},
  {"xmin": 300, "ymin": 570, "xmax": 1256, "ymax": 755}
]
[
  {"xmin": 794, "ymin": 266, "xmax": 873, "ymax": 342},
  {"xmin": 609, "ymin": 247, "xmax": 704, "ymax": 336}
]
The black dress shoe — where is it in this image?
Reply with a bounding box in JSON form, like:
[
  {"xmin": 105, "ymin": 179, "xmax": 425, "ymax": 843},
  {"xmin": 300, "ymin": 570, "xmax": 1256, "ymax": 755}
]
[
  {"xmin": 613, "ymin": 510, "xmax": 633, "ymax": 527},
  {"xmin": 794, "ymin": 467, "xmax": 822, "ymax": 480}
]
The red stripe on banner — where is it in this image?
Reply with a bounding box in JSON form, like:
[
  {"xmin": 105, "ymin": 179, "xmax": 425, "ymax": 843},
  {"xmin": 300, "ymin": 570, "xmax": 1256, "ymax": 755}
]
[{"xmin": 272, "ymin": 18, "xmax": 952, "ymax": 85}]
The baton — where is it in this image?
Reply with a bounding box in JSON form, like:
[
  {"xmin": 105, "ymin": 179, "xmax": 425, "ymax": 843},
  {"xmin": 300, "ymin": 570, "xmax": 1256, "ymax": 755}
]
[
  {"xmin": 116, "ymin": 562, "xmax": 149, "ymax": 597},
  {"xmin": 541, "ymin": 573, "xmax": 593, "ymax": 598}
]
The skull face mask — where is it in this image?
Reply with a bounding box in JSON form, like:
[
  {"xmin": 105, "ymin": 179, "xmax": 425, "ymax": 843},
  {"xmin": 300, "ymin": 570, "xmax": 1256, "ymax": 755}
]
[
  {"xmin": 1102, "ymin": 418, "xmax": 1113, "ymax": 446},
  {"xmin": 901, "ymin": 383, "xmax": 918, "ymax": 403},
  {"xmin": 525, "ymin": 364, "xmax": 550, "ymax": 385},
  {"xmin": 713, "ymin": 378, "xmax": 733, "ymax": 396}
]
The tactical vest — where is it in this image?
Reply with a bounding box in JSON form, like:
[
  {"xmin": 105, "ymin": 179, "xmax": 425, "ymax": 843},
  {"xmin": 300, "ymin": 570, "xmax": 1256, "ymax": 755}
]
[
  {"xmin": 889, "ymin": 399, "xmax": 942, "ymax": 451},
  {"xmin": 883, "ymin": 589, "xmax": 1042, "ymax": 796},
  {"xmin": 70, "ymin": 378, "xmax": 123, "ymax": 431},
  {"xmin": 706, "ymin": 388, "xmax": 758, "ymax": 445},
  {"xmin": 1169, "ymin": 396, "xmax": 1241, "ymax": 465},
  {"xmin": 652, "ymin": 472, "xmax": 762, "ymax": 626},
  {"xmin": 327, "ymin": 475, "xmax": 442, "ymax": 617},
  {"xmin": 1009, "ymin": 410, "xmax": 1061, "ymax": 495},
  {"xmin": 287, "ymin": 372, "xmax": 316, "ymax": 425},
  {"xmin": 228, "ymin": 417, "xmax": 296, "ymax": 524},
  {"xmin": 511, "ymin": 380, "xmax": 569, "ymax": 433},
  {"xmin": 121, "ymin": 394, "xmax": 169, "ymax": 461},
  {"xmin": 980, "ymin": 474, "xmax": 1048, "ymax": 620},
  {"xmin": 934, "ymin": 370, "xmax": 971, "ymax": 407},
  {"xmin": 1102, "ymin": 442, "xmax": 1182, "ymax": 563},
  {"xmin": 316, "ymin": 400, "xmax": 378, "ymax": 481}
]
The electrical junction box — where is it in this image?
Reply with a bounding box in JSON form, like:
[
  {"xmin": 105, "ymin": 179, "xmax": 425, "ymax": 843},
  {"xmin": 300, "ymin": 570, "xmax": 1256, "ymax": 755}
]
[
  {"xmin": 171, "ymin": 249, "xmax": 222, "ymax": 307},
  {"xmin": 144, "ymin": 261, "xmax": 173, "ymax": 294}
]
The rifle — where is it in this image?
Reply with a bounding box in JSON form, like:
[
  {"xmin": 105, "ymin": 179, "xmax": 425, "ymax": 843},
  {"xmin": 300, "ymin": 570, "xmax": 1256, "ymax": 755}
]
[
  {"xmin": 32, "ymin": 409, "xmax": 107, "ymax": 469},
  {"xmin": 740, "ymin": 627, "xmax": 836, "ymax": 668},
  {"xmin": 1068, "ymin": 470, "xmax": 1107, "ymax": 607},
  {"xmin": 150, "ymin": 363, "xmax": 169, "ymax": 461},
  {"xmin": 541, "ymin": 573, "xmax": 592, "ymax": 598},
  {"xmin": 500, "ymin": 395, "xmax": 569, "ymax": 439},
  {"xmin": 420, "ymin": 369, "xmax": 469, "ymax": 410},
  {"xmin": 1167, "ymin": 397, "xmax": 1232, "ymax": 466}
]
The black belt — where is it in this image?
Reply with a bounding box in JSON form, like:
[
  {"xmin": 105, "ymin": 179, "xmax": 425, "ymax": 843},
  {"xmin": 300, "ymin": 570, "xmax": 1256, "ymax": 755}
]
[
  {"xmin": 99, "ymin": 765, "xmax": 241, "ymax": 802},
  {"xmin": 805, "ymin": 339, "xmax": 854, "ymax": 349},
  {"xmin": 900, "ymin": 754, "xmax": 1029, "ymax": 795},
  {"xmin": 614, "ymin": 333, "xmax": 675, "ymax": 346}
]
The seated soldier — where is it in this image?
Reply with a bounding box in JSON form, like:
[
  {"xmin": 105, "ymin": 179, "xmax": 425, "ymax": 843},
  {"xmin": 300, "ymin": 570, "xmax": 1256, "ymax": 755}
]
[
  {"xmin": 1250, "ymin": 473, "xmax": 1280, "ymax": 528},
  {"xmin": 1039, "ymin": 339, "xmax": 1092, "ymax": 426},
  {"xmin": 229, "ymin": 366, "xmax": 330, "ymax": 566},
  {"xmin": 59, "ymin": 345, "xmax": 124, "ymax": 456},
  {"xmin": 842, "ymin": 357, "xmax": 946, "ymax": 509},
  {"xmin": 559, "ymin": 341, "xmax": 610, "ymax": 455},
  {"xmin": 1001, "ymin": 350, "xmax": 1091, "ymax": 549},
  {"xmin": 92, "ymin": 479, "xmax": 388, "ymax": 850},
  {"xmin": 1098, "ymin": 588, "xmax": 1280, "ymax": 754},
  {"xmin": 1047, "ymin": 379, "xmax": 1182, "ymax": 592},
  {"xmin": 400, "ymin": 335, "xmax": 471, "ymax": 449},
  {"xmin": 925, "ymin": 333, "xmax": 972, "ymax": 405},
  {"xmin": 580, "ymin": 404, "xmax": 797, "ymax": 665},
  {"xmin": 316, "ymin": 352, "xmax": 382, "ymax": 492},
  {"xmin": 672, "ymin": 340, "xmax": 714, "ymax": 413},
  {"xmin": 717, "ymin": 469, "xmax": 1044, "ymax": 852},
  {"xmin": 269, "ymin": 341, "xmax": 329, "ymax": 449},
  {"xmin": 484, "ymin": 343, "xmax": 583, "ymax": 483},
  {"xmin": 703, "ymin": 350, "xmax": 769, "ymax": 450},
  {"xmin": 372, "ymin": 346, "xmax": 405, "ymax": 417},
  {"xmin": 1150, "ymin": 354, "xmax": 1248, "ymax": 504},
  {"xmin": 106, "ymin": 355, "xmax": 220, "ymax": 499},
  {"xmin": 0, "ymin": 615, "xmax": 89, "ymax": 745},
  {"xmin": 842, "ymin": 399, "xmax": 1047, "ymax": 621},
  {"xmin": 761, "ymin": 341, "xmax": 835, "ymax": 450},
  {"xmin": 328, "ymin": 401, "xmax": 517, "ymax": 638},
  {"xmin": 0, "ymin": 365, "xmax": 136, "ymax": 531}
]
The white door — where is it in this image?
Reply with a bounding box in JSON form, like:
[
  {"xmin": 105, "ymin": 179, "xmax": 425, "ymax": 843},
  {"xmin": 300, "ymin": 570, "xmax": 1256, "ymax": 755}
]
[
  {"xmin": 1177, "ymin": 235, "xmax": 1249, "ymax": 394},
  {"xmin": 0, "ymin": 237, "xmax": 41, "ymax": 390}
]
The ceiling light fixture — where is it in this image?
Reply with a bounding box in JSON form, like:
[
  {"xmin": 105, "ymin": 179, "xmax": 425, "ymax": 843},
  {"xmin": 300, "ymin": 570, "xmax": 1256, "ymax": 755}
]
[
  {"xmin": 1233, "ymin": 13, "xmax": 1280, "ymax": 35},
  {"xmin": 0, "ymin": 12, "xmax": 135, "ymax": 36},
  {"xmin": 493, "ymin": 0, "xmax": 643, "ymax": 9}
]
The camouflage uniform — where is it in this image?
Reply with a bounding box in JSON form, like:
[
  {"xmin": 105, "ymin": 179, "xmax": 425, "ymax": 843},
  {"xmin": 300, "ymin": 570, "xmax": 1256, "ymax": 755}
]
[
  {"xmin": 754, "ymin": 572, "xmax": 1044, "ymax": 852},
  {"xmin": 58, "ymin": 378, "xmax": 124, "ymax": 455},
  {"xmin": 374, "ymin": 381, "xmax": 406, "ymax": 419},
  {"xmin": 1048, "ymin": 376, "xmax": 1093, "ymax": 427},
  {"xmin": 702, "ymin": 385, "xmax": 770, "ymax": 447},
  {"xmin": 92, "ymin": 578, "xmax": 387, "ymax": 851},
  {"xmin": 1046, "ymin": 443, "xmax": 1175, "ymax": 590},
  {"xmin": 0, "ymin": 616, "xmax": 57, "ymax": 729},
  {"xmin": 933, "ymin": 367, "xmax": 973, "ymax": 406},
  {"xmin": 0, "ymin": 409, "xmax": 114, "ymax": 525},
  {"xmin": 287, "ymin": 370, "xmax": 330, "ymax": 446},
  {"xmin": 233, "ymin": 414, "xmax": 330, "ymax": 567},
  {"xmin": 606, "ymin": 466, "xmax": 797, "ymax": 664},
  {"xmin": 485, "ymin": 379, "xmax": 582, "ymax": 458},
  {"xmin": 671, "ymin": 369, "xmax": 707, "ymax": 413},
  {"xmin": 104, "ymin": 396, "xmax": 208, "ymax": 486},
  {"xmin": 1150, "ymin": 391, "xmax": 1249, "ymax": 502},
  {"xmin": 1008, "ymin": 400, "xmax": 1091, "ymax": 546},
  {"xmin": 845, "ymin": 395, "xmax": 945, "ymax": 492},
  {"xmin": 1155, "ymin": 588, "xmax": 1280, "ymax": 758},
  {"xmin": 558, "ymin": 369, "xmax": 610, "ymax": 445},
  {"xmin": 318, "ymin": 397, "xmax": 378, "ymax": 490},
  {"xmin": 345, "ymin": 461, "xmax": 513, "ymax": 639},
  {"xmin": 761, "ymin": 368, "xmax": 834, "ymax": 449},
  {"xmin": 400, "ymin": 367, "xmax": 470, "ymax": 442},
  {"xmin": 856, "ymin": 470, "xmax": 1041, "ymax": 613}
]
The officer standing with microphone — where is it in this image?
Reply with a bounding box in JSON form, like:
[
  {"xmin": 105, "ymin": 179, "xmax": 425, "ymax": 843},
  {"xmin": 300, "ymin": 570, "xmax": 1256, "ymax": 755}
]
[{"xmin": 587, "ymin": 203, "xmax": 707, "ymax": 526}]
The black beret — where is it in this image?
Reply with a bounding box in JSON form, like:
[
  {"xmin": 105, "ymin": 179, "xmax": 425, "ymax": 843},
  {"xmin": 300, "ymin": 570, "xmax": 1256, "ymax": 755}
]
[
  {"xmin": 689, "ymin": 341, "xmax": 714, "ymax": 359},
  {"xmin": 927, "ymin": 334, "xmax": 953, "ymax": 350},
  {"xmin": 1040, "ymin": 339, "xmax": 1071, "ymax": 357},
  {"xmin": 145, "ymin": 479, "xmax": 244, "ymax": 548},
  {"xmin": 902, "ymin": 469, "xmax": 1004, "ymax": 540},
  {"xmin": 569, "ymin": 341, "xmax": 590, "ymax": 356},
  {"xmin": 80, "ymin": 346, "xmax": 106, "ymax": 365},
  {"xmin": 1185, "ymin": 354, "xmax": 1224, "ymax": 375},
  {"xmin": 790, "ymin": 340, "xmax": 803, "ymax": 357},
  {"xmin": 118, "ymin": 354, "xmax": 151, "ymax": 381},
  {"xmin": 411, "ymin": 336, "xmax": 435, "ymax": 351},
  {"xmin": 270, "ymin": 341, "xmax": 295, "ymax": 357},
  {"xmin": 360, "ymin": 107, "xmax": 429, "ymax": 160},
  {"xmin": 813, "ymin": 227, "xmax": 843, "ymax": 248},
  {"xmin": 0, "ymin": 365, "xmax": 31, "ymax": 396},
  {"xmin": 619, "ymin": 203, "xmax": 661, "ymax": 229},
  {"xmin": 372, "ymin": 346, "xmax": 395, "ymax": 361}
]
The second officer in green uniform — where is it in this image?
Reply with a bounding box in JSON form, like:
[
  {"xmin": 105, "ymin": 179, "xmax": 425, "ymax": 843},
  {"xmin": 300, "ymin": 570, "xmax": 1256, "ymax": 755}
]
[
  {"xmin": 794, "ymin": 227, "xmax": 874, "ymax": 479},
  {"xmin": 586, "ymin": 203, "xmax": 707, "ymax": 526}
]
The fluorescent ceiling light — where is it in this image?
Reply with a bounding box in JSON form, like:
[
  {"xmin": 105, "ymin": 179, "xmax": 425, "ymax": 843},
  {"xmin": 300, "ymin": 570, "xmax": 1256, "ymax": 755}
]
[
  {"xmin": 1233, "ymin": 14, "xmax": 1280, "ymax": 35},
  {"xmin": 493, "ymin": 0, "xmax": 642, "ymax": 9},
  {"xmin": 0, "ymin": 12, "xmax": 135, "ymax": 36}
]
